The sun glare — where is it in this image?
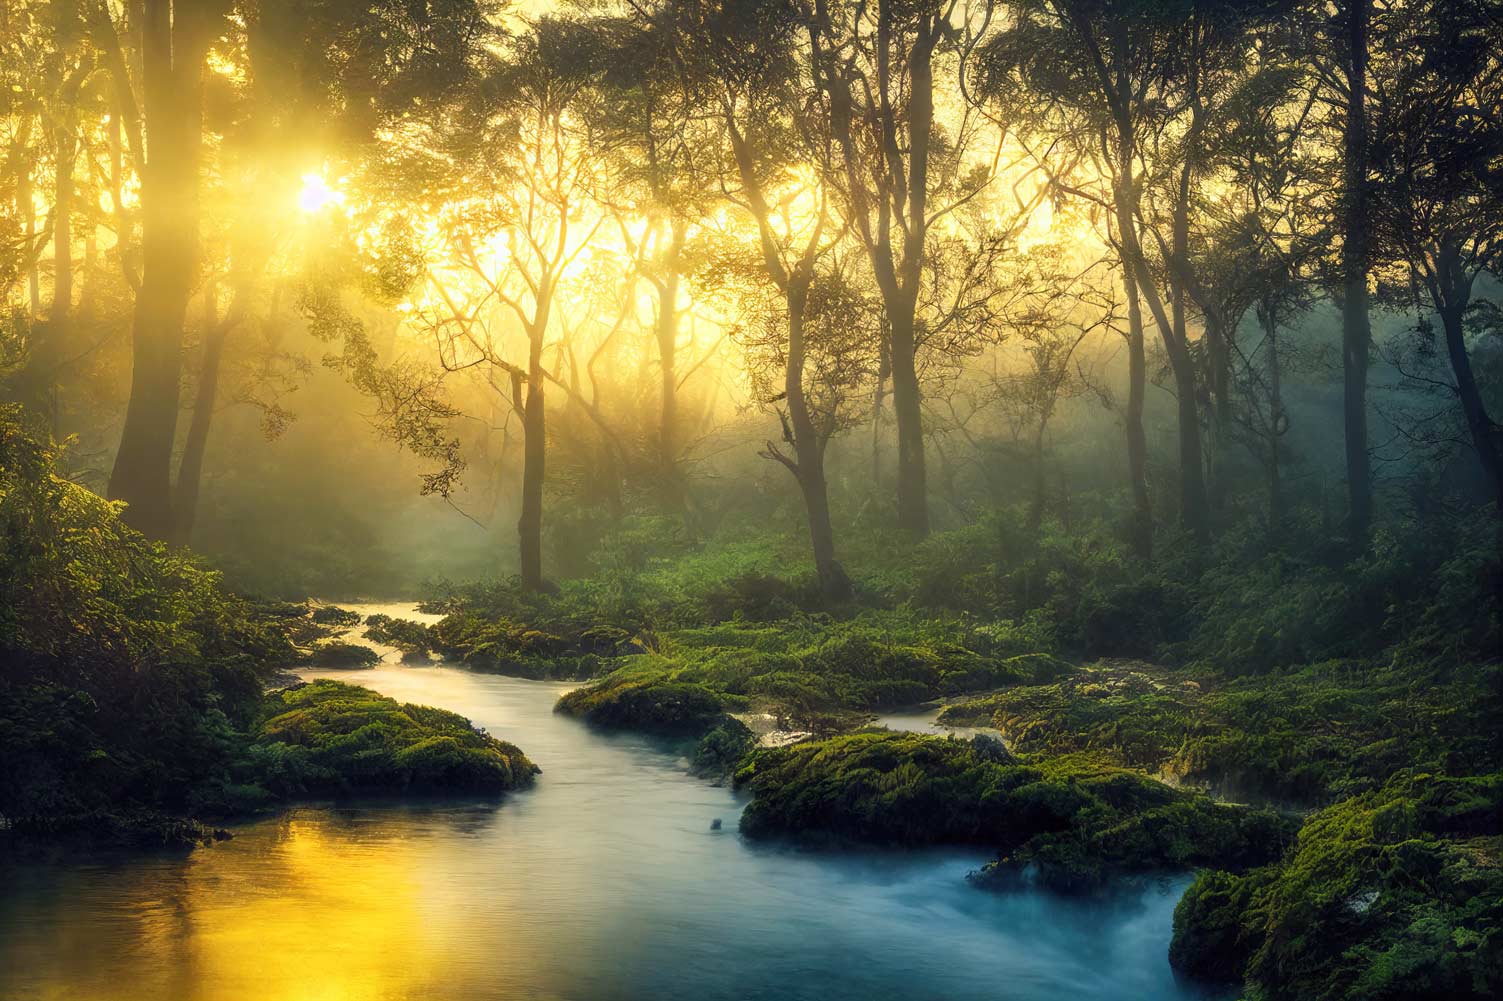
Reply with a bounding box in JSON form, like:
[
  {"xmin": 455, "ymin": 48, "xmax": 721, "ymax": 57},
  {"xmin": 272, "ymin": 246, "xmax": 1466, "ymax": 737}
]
[{"xmin": 298, "ymin": 172, "xmax": 346, "ymax": 214}]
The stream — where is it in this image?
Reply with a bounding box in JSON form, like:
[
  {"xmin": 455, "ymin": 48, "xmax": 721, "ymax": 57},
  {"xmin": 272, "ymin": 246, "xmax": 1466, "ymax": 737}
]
[{"xmin": 0, "ymin": 605, "xmax": 1222, "ymax": 1001}]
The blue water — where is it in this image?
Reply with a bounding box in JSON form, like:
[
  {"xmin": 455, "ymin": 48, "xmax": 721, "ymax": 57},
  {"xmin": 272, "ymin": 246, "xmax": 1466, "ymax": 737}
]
[{"xmin": 0, "ymin": 660, "xmax": 1220, "ymax": 1001}]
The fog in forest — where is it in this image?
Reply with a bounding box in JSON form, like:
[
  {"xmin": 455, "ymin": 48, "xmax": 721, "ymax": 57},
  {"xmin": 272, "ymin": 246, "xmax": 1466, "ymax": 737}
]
[{"xmin": 2, "ymin": 2, "xmax": 1499, "ymax": 1000}]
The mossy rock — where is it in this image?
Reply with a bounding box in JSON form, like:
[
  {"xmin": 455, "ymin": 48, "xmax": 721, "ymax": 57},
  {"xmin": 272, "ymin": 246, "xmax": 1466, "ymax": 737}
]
[
  {"xmin": 1170, "ymin": 771, "xmax": 1503, "ymax": 1000},
  {"xmin": 251, "ymin": 680, "xmax": 538, "ymax": 795}
]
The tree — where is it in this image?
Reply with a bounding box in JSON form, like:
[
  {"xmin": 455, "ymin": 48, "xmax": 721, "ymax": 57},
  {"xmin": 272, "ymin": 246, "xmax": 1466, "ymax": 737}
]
[
  {"xmin": 806, "ymin": 0, "xmax": 978, "ymax": 536},
  {"xmin": 987, "ymin": 0, "xmax": 1292, "ymax": 544},
  {"xmin": 105, "ymin": 0, "xmax": 226, "ymax": 539},
  {"xmin": 670, "ymin": 0, "xmax": 859, "ymax": 598},
  {"xmin": 589, "ymin": 10, "xmax": 708, "ymax": 509},
  {"xmin": 1369, "ymin": 0, "xmax": 1503, "ymax": 508},
  {"xmin": 965, "ymin": 245, "xmax": 1116, "ymax": 534}
]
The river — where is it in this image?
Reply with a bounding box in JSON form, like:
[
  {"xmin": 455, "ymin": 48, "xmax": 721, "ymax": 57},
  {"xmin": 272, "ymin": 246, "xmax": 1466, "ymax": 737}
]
[{"xmin": 0, "ymin": 609, "xmax": 1222, "ymax": 1001}]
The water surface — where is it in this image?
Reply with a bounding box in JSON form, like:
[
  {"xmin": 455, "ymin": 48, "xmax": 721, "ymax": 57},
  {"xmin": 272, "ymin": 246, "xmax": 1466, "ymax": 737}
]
[{"xmin": 1, "ymin": 651, "xmax": 1219, "ymax": 1000}]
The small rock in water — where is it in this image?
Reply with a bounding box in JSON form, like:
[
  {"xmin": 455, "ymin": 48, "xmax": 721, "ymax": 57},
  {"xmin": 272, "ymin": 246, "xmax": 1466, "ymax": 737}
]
[{"xmin": 710, "ymin": 818, "xmax": 723, "ymax": 831}]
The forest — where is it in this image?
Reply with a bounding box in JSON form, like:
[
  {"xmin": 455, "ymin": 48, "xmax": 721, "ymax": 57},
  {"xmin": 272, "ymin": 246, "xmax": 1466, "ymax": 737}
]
[{"xmin": 0, "ymin": 1, "xmax": 1500, "ymax": 1000}]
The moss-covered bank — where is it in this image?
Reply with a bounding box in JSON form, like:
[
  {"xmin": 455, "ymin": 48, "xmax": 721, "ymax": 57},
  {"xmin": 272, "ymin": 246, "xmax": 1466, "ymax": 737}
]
[
  {"xmin": 1171, "ymin": 771, "xmax": 1503, "ymax": 1000},
  {"xmin": 732, "ymin": 731, "xmax": 1293, "ymax": 893}
]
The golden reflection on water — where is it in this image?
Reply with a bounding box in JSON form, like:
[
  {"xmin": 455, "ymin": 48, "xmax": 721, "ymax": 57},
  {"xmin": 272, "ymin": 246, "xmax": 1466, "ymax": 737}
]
[
  {"xmin": 186, "ymin": 814, "xmax": 446, "ymax": 1001},
  {"xmin": 1, "ymin": 807, "xmax": 526, "ymax": 1001}
]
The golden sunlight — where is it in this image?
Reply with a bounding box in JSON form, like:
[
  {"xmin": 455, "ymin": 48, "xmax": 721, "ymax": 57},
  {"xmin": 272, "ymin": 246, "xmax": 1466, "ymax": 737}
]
[{"xmin": 298, "ymin": 171, "xmax": 347, "ymax": 214}]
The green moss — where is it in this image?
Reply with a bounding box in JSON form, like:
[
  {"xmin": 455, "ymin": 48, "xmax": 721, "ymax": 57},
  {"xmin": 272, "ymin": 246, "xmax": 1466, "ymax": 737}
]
[
  {"xmin": 246, "ymin": 680, "xmax": 538, "ymax": 796},
  {"xmin": 940, "ymin": 662, "xmax": 1201, "ymax": 771},
  {"xmin": 551, "ymin": 611, "xmax": 1067, "ymax": 739},
  {"xmin": 732, "ymin": 732, "xmax": 1292, "ymax": 890},
  {"xmin": 556, "ymin": 671, "xmax": 744, "ymax": 735},
  {"xmin": 427, "ymin": 610, "xmax": 631, "ymax": 678},
  {"xmin": 941, "ymin": 659, "xmax": 1503, "ymax": 807},
  {"xmin": 1171, "ymin": 771, "xmax": 1503, "ymax": 999}
]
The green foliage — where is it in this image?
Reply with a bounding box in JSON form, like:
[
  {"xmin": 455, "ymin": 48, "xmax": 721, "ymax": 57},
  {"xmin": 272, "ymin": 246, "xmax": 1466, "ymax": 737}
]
[
  {"xmin": 1172, "ymin": 772, "xmax": 1503, "ymax": 1000},
  {"xmin": 0, "ymin": 408, "xmax": 296, "ymax": 826},
  {"xmin": 311, "ymin": 605, "xmax": 362, "ymax": 627},
  {"xmin": 309, "ymin": 640, "xmax": 381, "ymax": 668},
  {"xmin": 690, "ymin": 718, "xmax": 758, "ymax": 779},
  {"xmin": 363, "ymin": 613, "xmax": 433, "ymax": 651},
  {"xmin": 0, "ymin": 410, "xmax": 537, "ymax": 849}
]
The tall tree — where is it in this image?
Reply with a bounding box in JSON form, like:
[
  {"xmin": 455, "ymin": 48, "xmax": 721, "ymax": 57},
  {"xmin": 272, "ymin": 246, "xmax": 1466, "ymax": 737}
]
[
  {"xmin": 591, "ymin": 11, "xmax": 706, "ymax": 509},
  {"xmin": 805, "ymin": 0, "xmax": 970, "ymax": 536},
  {"xmin": 106, "ymin": 0, "xmax": 222, "ymax": 539},
  {"xmin": 1369, "ymin": 0, "xmax": 1503, "ymax": 508},
  {"xmin": 1335, "ymin": 0, "xmax": 1374, "ymax": 543},
  {"xmin": 672, "ymin": 0, "xmax": 858, "ymax": 597}
]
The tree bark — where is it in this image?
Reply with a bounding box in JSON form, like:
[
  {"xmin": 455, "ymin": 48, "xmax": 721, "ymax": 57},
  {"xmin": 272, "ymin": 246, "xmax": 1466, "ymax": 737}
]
[
  {"xmin": 1204, "ymin": 314, "xmax": 1232, "ymax": 517},
  {"xmin": 785, "ymin": 286, "xmax": 851, "ymax": 602},
  {"xmin": 1167, "ymin": 140, "xmax": 1211, "ymax": 542},
  {"xmin": 1122, "ymin": 267, "xmax": 1152, "ymax": 557},
  {"xmin": 1114, "ymin": 153, "xmax": 1207, "ymax": 543},
  {"xmin": 107, "ymin": 0, "xmax": 211, "ymax": 540},
  {"xmin": 171, "ymin": 299, "xmax": 229, "ymax": 546},
  {"xmin": 889, "ymin": 306, "xmax": 927, "ymax": 535},
  {"xmin": 518, "ymin": 324, "xmax": 547, "ymax": 591},
  {"xmin": 655, "ymin": 218, "xmax": 685, "ymax": 507},
  {"xmin": 1437, "ymin": 281, "xmax": 1503, "ymax": 509},
  {"xmin": 871, "ymin": 327, "xmax": 889, "ymax": 488},
  {"xmin": 1341, "ymin": 0, "xmax": 1374, "ymax": 544},
  {"xmin": 810, "ymin": 0, "xmax": 934, "ymax": 536},
  {"xmin": 17, "ymin": 116, "xmax": 40, "ymax": 316},
  {"xmin": 1263, "ymin": 304, "xmax": 1286, "ymax": 531},
  {"xmin": 888, "ymin": 14, "xmax": 934, "ymax": 537}
]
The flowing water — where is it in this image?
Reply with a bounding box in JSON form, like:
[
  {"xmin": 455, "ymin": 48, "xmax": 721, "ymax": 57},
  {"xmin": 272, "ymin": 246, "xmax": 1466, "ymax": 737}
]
[{"xmin": 1, "ymin": 608, "xmax": 1223, "ymax": 1001}]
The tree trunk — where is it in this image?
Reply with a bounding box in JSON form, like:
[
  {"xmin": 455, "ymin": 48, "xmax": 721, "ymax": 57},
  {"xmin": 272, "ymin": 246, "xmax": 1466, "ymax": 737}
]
[
  {"xmin": 1204, "ymin": 314, "xmax": 1232, "ymax": 518},
  {"xmin": 1114, "ymin": 177, "xmax": 1208, "ymax": 543},
  {"xmin": 889, "ymin": 307, "xmax": 928, "ymax": 535},
  {"xmin": 518, "ymin": 329, "xmax": 547, "ymax": 591},
  {"xmin": 1122, "ymin": 267, "xmax": 1152, "ymax": 557},
  {"xmin": 656, "ymin": 218, "xmax": 685, "ymax": 508},
  {"xmin": 1168, "ymin": 150, "xmax": 1211, "ymax": 542},
  {"xmin": 888, "ymin": 18, "xmax": 935, "ymax": 537},
  {"xmin": 785, "ymin": 287, "xmax": 851, "ymax": 602},
  {"xmin": 871, "ymin": 327, "xmax": 889, "ymax": 488},
  {"xmin": 171, "ymin": 286, "xmax": 229, "ymax": 546},
  {"xmin": 1341, "ymin": 0, "xmax": 1373, "ymax": 544},
  {"xmin": 17, "ymin": 116, "xmax": 40, "ymax": 316},
  {"xmin": 107, "ymin": 0, "xmax": 208, "ymax": 540},
  {"xmin": 43, "ymin": 98, "xmax": 76, "ymax": 437},
  {"xmin": 1264, "ymin": 305, "xmax": 1285, "ymax": 532},
  {"xmin": 1439, "ymin": 294, "xmax": 1503, "ymax": 509}
]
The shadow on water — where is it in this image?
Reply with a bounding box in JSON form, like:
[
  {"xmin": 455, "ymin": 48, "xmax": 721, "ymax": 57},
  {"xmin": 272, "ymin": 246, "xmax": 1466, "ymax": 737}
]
[{"xmin": 0, "ymin": 655, "xmax": 1233, "ymax": 1001}]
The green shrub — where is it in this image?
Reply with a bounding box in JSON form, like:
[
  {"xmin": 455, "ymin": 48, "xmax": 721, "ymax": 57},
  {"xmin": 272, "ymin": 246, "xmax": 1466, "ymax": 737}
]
[
  {"xmin": 363, "ymin": 613, "xmax": 432, "ymax": 651},
  {"xmin": 308, "ymin": 640, "xmax": 380, "ymax": 668}
]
